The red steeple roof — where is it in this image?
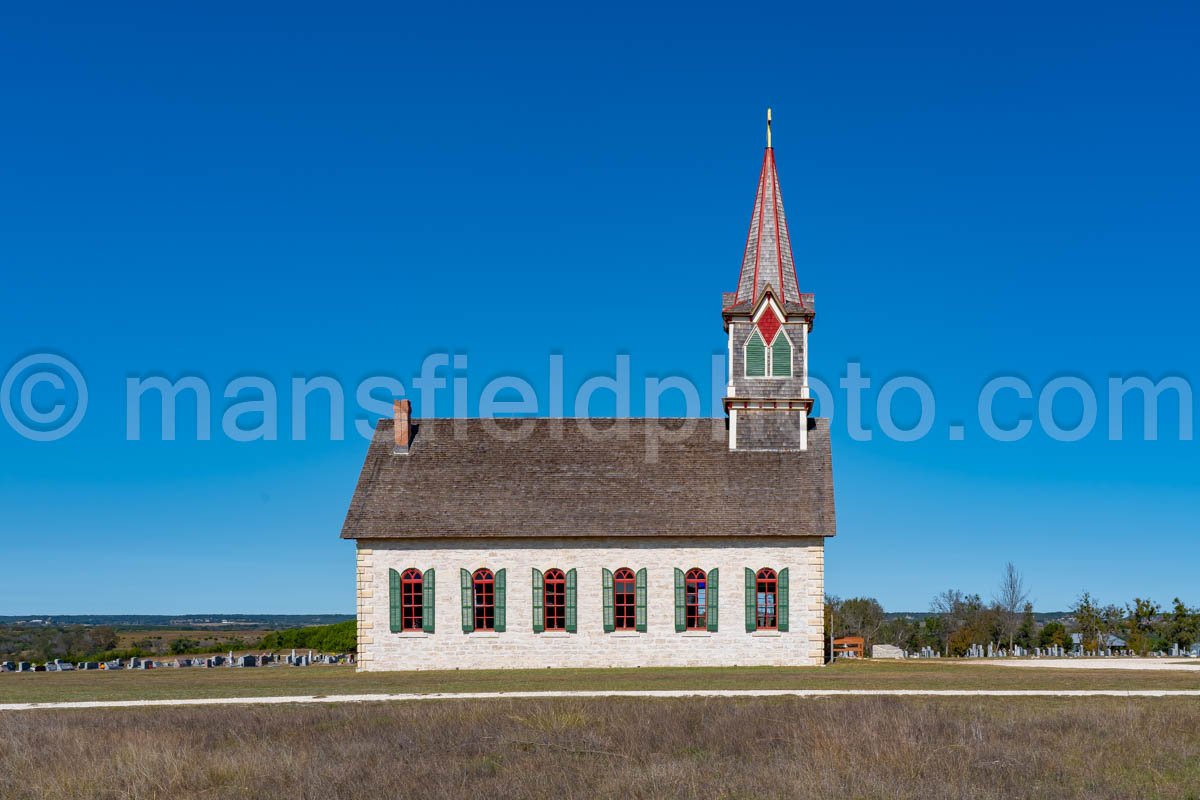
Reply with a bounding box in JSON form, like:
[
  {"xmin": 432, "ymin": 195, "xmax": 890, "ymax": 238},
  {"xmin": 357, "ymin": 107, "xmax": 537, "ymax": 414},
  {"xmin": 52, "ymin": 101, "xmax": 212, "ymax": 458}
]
[{"xmin": 732, "ymin": 110, "xmax": 802, "ymax": 307}]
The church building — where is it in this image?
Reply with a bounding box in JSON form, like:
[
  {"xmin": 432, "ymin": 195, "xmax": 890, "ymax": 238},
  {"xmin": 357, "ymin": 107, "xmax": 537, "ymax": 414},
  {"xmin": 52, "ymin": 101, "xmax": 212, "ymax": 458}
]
[{"xmin": 341, "ymin": 112, "xmax": 836, "ymax": 670}]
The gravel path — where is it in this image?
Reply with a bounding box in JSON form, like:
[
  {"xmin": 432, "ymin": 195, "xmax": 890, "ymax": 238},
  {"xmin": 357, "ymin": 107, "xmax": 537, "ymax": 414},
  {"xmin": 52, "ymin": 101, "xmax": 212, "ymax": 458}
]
[
  {"xmin": 978, "ymin": 658, "xmax": 1200, "ymax": 671},
  {"xmin": 4, "ymin": 687, "xmax": 1200, "ymax": 712}
]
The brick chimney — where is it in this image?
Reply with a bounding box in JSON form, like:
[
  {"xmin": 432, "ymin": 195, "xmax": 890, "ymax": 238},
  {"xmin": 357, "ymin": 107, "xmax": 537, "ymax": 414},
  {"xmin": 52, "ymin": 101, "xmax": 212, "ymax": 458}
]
[{"xmin": 393, "ymin": 399, "xmax": 413, "ymax": 455}]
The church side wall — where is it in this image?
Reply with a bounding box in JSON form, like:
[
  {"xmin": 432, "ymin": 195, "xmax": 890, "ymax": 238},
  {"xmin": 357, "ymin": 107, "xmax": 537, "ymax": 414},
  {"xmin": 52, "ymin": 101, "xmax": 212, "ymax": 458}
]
[{"xmin": 355, "ymin": 536, "xmax": 825, "ymax": 671}]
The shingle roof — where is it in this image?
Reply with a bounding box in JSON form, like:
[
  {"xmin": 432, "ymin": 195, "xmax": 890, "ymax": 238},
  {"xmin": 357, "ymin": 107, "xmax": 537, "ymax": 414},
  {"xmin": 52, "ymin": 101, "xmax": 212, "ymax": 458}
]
[{"xmin": 341, "ymin": 418, "xmax": 836, "ymax": 540}]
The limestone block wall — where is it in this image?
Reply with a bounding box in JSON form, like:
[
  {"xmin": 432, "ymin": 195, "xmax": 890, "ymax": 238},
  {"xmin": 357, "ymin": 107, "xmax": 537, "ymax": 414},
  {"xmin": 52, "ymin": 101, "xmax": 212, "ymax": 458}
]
[{"xmin": 355, "ymin": 536, "xmax": 825, "ymax": 672}]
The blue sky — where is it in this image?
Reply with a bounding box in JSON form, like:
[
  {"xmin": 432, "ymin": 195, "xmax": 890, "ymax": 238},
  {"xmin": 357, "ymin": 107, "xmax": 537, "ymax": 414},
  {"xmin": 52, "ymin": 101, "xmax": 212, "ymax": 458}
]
[{"xmin": 0, "ymin": 1, "xmax": 1196, "ymax": 614}]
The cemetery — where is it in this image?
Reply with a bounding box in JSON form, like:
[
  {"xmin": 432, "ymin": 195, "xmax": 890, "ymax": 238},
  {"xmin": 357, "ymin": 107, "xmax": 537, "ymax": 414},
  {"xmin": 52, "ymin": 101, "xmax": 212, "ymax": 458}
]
[{"xmin": 0, "ymin": 650, "xmax": 353, "ymax": 674}]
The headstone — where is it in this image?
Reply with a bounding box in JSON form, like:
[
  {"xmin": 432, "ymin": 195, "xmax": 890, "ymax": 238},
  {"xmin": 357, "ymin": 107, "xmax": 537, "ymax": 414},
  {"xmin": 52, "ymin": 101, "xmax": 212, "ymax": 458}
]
[{"xmin": 872, "ymin": 644, "xmax": 904, "ymax": 659}]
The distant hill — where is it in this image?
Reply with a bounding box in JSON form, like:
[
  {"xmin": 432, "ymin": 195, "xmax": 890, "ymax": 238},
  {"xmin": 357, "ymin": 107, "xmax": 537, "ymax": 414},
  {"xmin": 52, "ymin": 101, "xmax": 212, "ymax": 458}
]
[{"xmin": 884, "ymin": 611, "xmax": 1073, "ymax": 623}]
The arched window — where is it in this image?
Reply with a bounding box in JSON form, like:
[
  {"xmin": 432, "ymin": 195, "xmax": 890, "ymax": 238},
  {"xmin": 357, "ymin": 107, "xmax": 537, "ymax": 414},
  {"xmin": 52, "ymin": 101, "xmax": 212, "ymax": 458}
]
[
  {"xmin": 544, "ymin": 568, "xmax": 566, "ymax": 630},
  {"xmin": 744, "ymin": 331, "xmax": 767, "ymax": 377},
  {"xmin": 756, "ymin": 568, "xmax": 778, "ymax": 630},
  {"xmin": 401, "ymin": 568, "xmax": 424, "ymax": 631},
  {"xmin": 685, "ymin": 568, "xmax": 708, "ymax": 630},
  {"xmin": 770, "ymin": 330, "xmax": 792, "ymax": 377},
  {"xmin": 745, "ymin": 328, "xmax": 793, "ymax": 378},
  {"xmin": 613, "ymin": 568, "xmax": 636, "ymax": 630},
  {"xmin": 473, "ymin": 568, "xmax": 495, "ymax": 631}
]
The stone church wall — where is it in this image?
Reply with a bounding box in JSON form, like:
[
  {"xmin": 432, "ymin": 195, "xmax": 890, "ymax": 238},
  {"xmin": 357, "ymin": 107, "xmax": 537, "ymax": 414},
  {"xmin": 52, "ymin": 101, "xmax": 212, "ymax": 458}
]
[{"xmin": 356, "ymin": 536, "xmax": 825, "ymax": 671}]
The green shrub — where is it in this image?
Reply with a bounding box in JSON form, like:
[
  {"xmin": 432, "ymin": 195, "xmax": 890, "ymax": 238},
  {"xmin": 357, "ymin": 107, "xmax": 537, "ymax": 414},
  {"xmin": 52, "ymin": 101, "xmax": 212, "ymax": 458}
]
[{"xmin": 258, "ymin": 620, "xmax": 356, "ymax": 653}]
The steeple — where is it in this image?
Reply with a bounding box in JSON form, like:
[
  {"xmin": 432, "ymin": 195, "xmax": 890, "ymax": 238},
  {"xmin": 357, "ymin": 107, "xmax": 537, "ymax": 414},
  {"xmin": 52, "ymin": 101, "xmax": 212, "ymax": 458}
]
[
  {"xmin": 722, "ymin": 109, "xmax": 814, "ymax": 452},
  {"xmin": 731, "ymin": 108, "xmax": 802, "ymax": 307}
]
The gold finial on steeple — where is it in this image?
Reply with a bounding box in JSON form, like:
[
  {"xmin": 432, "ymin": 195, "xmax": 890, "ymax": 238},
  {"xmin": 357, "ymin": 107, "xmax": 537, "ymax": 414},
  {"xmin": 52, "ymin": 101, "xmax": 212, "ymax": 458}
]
[{"xmin": 766, "ymin": 107, "xmax": 773, "ymax": 149}]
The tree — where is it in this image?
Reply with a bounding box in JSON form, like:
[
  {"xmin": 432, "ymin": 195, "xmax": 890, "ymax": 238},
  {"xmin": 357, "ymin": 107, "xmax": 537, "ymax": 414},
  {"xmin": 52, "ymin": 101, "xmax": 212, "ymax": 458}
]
[
  {"xmin": 1125, "ymin": 598, "xmax": 1161, "ymax": 655},
  {"xmin": 831, "ymin": 597, "xmax": 886, "ymax": 647},
  {"xmin": 1039, "ymin": 620, "xmax": 1068, "ymax": 648},
  {"xmin": 1072, "ymin": 592, "xmax": 1102, "ymax": 652},
  {"xmin": 1015, "ymin": 602, "xmax": 1037, "ymax": 649},
  {"xmin": 994, "ymin": 562, "xmax": 1030, "ymax": 651},
  {"xmin": 169, "ymin": 638, "xmax": 200, "ymax": 655},
  {"xmin": 1163, "ymin": 598, "xmax": 1199, "ymax": 649},
  {"xmin": 1100, "ymin": 604, "xmax": 1125, "ymax": 650},
  {"xmin": 929, "ymin": 590, "xmax": 998, "ymax": 655},
  {"xmin": 1072, "ymin": 592, "xmax": 1126, "ymax": 653}
]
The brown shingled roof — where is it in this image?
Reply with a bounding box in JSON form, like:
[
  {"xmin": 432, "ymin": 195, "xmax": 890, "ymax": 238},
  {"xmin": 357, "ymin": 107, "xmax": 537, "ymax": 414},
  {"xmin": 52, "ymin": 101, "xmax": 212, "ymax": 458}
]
[{"xmin": 341, "ymin": 418, "xmax": 836, "ymax": 540}]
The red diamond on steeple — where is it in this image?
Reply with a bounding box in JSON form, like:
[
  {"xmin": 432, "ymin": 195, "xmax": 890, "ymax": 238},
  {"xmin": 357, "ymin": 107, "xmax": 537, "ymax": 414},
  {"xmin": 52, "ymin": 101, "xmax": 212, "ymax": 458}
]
[{"xmin": 756, "ymin": 305, "xmax": 782, "ymax": 344}]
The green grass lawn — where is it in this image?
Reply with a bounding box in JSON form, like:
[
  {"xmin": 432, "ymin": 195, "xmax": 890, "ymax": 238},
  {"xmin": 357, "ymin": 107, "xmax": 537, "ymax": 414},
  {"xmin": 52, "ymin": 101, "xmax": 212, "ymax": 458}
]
[{"xmin": 2, "ymin": 660, "xmax": 1199, "ymax": 704}]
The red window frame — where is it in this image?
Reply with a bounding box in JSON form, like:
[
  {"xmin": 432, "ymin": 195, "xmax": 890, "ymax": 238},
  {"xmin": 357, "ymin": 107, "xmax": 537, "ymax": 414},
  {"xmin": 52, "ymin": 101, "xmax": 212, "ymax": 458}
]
[
  {"xmin": 756, "ymin": 568, "xmax": 778, "ymax": 630},
  {"xmin": 544, "ymin": 568, "xmax": 566, "ymax": 630},
  {"xmin": 613, "ymin": 567, "xmax": 636, "ymax": 631},
  {"xmin": 401, "ymin": 568, "xmax": 424, "ymax": 631},
  {"xmin": 685, "ymin": 568, "xmax": 708, "ymax": 631},
  {"xmin": 473, "ymin": 568, "xmax": 495, "ymax": 631}
]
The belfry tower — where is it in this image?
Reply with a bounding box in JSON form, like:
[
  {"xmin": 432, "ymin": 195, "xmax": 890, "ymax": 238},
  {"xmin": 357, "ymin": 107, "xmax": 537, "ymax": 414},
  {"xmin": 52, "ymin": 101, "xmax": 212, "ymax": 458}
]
[{"xmin": 723, "ymin": 109, "xmax": 815, "ymax": 450}]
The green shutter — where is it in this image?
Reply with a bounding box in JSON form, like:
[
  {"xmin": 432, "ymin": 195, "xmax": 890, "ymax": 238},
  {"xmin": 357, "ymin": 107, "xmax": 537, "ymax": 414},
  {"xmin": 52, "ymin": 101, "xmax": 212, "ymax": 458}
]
[
  {"xmin": 460, "ymin": 568, "xmax": 474, "ymax": 634},
  {"xmin": 777, "ymin": 568, "xmax": 789, "ymax": 632},
  {"xmin": 389, "ymin": 569, "xmax": 401, "ymax": 633},
  {"xmin": 745, "ymin": 331, "xmax": 766, "ymax": 377},
  {"xmin": 635, "ymin": 568, "xmax": 647, "ymax": 633},
  {"xmin": 771, "ymin": 332, "xmax": 792, "ymax": 377},
  {"xmin": 602, "ymin": 569, "xmax": 615, "ymax": 633},
  {"xmin": 532, "ymin": 568, "xmax": 544, "ymax": 633},
  {"xmin": 494, "ymin": 569, "xmax": 506, "ymax": 633},
  {"xmin": 706, "ymin": 568, "xmax": 719, "ymax": 633},
  {"xmin": 422, "ymin": 568, "xmax": 435, "ymax": 633},
  {"xmin": 674, "ymin": 568, "xmax": 685, "ymax": 633},
  {"xmin": 745, "ymin": 568, "xmax": 757, "ymax": 632},
  {"xmin": 565, "ymin": 568, "xmax": 577, "ymax": 633}
]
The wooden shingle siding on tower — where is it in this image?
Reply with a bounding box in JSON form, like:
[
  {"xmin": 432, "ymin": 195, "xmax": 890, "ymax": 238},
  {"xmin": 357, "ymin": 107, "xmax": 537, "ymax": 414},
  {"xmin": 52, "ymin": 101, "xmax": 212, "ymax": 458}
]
[{"xmin": 729, "ymin": 318, "xmax": 807, "ymax": 398}]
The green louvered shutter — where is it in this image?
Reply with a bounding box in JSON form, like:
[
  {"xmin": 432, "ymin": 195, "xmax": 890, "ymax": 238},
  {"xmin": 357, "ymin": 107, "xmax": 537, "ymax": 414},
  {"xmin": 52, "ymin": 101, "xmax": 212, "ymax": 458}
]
[
  {"xmin": 777, "ymin": 568, "xmax": 789, "ymax": 632},
  {"xmin": 389, "ymin": 569, "xmax": 402, "ymax": 633},
  {"xmin": 460, "ymin": 568, "xmax": 474, "ymax": 634},
  {"xmin": 602, "ymin": 569, "xmax": 615, "ymax": 633},
  {"xmin": 745, "ymin": 568, "xmax": 757, "ymax": 632},
  {"xmin": 494, "ymin": 569, "xmax": 506, "ymax": 632},
  {"xmin": 745, "ymin": 331, "xmax": 766, "ymax": 377},
  {"xmin": 531, "ymin": 568, "xmax": 544, "ymax": 633},
  {"xmin": 422, "ymin": 568, "xmax": 435, "ymax": 633},
  {"xmin": 635, "ymin": 568, "xmax": 647, "ymax": 632},
  {"xmin": 565, "ymin": 569, "xmax": 578, "ymax": 633},
  {"xmin": 771, "ymin": 333, "xmax": 792, "ymax": 377},
  {"xmin": 674, "ymin": 568, "xmax": 685, "ymax": 632},
  {"xmin": 706, "ymin": 568, "xmax": 719, "ymax": 632}
]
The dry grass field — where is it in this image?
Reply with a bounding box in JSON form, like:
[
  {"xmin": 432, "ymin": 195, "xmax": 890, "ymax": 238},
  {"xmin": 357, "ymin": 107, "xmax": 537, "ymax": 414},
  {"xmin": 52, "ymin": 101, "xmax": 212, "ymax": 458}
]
[
  {"xmin": 1, "ymin": 696, "xmax": 1198, "ymax": 799},
  {"xmin": 111, "ymin": 627, "xmax": 272, "ymax": 650},
  {"xmin": 1, "ymin": 659, "xmax": 1199, "ymax": 704}
]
